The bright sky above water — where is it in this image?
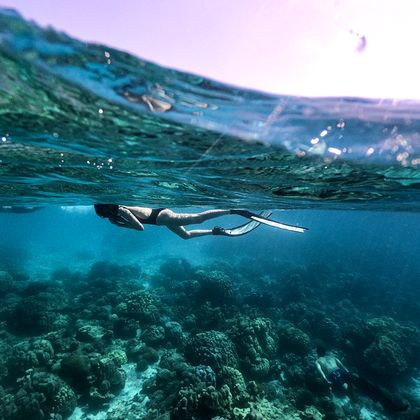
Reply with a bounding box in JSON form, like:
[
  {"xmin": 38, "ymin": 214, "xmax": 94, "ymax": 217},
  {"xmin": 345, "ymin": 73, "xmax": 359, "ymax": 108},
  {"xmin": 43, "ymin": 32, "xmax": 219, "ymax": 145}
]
[{"xmin": 2, "ymin": 0, "xmax": 420, "ymax": 99}]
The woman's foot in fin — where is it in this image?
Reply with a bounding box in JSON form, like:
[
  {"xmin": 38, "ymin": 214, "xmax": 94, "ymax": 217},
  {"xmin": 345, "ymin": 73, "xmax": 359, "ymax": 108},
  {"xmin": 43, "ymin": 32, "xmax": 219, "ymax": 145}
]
[
  {"xmin": 230, "ymin": 209, "xmax": 254, "ymax": 218},
  {"xmin": 212, "ymin": 226, "xmax": 229, "ymax": 236}
]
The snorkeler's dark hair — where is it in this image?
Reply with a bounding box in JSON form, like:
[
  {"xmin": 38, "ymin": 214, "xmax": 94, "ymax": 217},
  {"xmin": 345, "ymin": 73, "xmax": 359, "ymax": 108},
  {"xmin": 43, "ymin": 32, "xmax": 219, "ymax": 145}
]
[
  {"xmin": 94, "ymin": 204, "xmax": 119, "ymax": 219},
  {"xmin": 315, "ymin": 339, "xmax": 328, "ymax": 357}
]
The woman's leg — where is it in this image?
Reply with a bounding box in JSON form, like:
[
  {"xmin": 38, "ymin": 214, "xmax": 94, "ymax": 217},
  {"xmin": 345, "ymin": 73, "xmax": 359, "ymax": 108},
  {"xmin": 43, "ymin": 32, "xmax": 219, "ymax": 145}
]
[
  {"xmin": 167, "ymin": 225, "xmax": 214, "ymax": 240},
  {"xmin": 157, "ymin": 209, "xmax": 230, "ymax": 227}
]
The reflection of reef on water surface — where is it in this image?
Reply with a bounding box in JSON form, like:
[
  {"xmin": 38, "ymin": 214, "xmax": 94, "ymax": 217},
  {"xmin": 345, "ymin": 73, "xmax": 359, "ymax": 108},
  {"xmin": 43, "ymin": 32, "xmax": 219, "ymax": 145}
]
[{"xmin": 0, "ymin": 258, "xmax": 419, "ymax": 419}]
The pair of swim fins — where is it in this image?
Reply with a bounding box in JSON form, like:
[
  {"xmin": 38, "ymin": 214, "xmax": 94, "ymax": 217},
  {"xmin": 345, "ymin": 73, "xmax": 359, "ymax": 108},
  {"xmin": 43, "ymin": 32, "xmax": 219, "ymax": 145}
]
[{"xmin": 224, "ymin": 210, "xmax": 308, "ymax": 236}]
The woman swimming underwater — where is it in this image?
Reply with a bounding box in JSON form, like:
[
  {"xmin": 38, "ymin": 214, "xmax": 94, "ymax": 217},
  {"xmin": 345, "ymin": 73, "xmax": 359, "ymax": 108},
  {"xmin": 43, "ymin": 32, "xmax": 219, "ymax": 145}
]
[{"xmin": 94, "ymin": 204, "xmax": 307, "ymax": 240}]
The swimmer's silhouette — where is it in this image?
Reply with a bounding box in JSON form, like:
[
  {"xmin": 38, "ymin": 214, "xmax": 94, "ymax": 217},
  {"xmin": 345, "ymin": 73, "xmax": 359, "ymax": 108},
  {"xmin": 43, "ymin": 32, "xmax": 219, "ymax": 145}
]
[{"xmin": 94, "ymin": 205, "xmax": 307, "ymax": 239}]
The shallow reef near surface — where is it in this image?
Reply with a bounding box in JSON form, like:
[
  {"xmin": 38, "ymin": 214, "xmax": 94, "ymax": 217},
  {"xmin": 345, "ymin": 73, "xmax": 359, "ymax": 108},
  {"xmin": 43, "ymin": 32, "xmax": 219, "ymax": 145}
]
[{"xmin": 0, "ymin": 258, "xmax": 419, "ymax": 420}]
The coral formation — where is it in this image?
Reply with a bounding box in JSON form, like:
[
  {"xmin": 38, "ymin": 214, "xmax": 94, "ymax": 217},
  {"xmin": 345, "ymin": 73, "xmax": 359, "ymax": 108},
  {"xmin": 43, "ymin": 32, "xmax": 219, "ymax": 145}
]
[
  {"xmin": 0, "ymin": 254, "xmax": 418, "ymax": 419},
  {"xmin": 195, "ymin": 270, "xmax": 234, "ymax": 304},
  {"xmin": 346, "ymin": 316, "xmax": 420, "ymax": 378},
  {"xmin": 14, "ymin": 370, "xmax": 77, "ymax": 418},
  {"xmin": 115, "ymin": 290, "xmax": 160, "ymax": 324},
  {"xmin": 228, "ymin": 316, "xmax": 277, "ymax": 379},
  {"xmin": 277, "ymin": 322, "xmax": 311, "ymax": 356},
  {"xmin": 185, "ymin": 330, "xmax": 239, "ymax": 372}
]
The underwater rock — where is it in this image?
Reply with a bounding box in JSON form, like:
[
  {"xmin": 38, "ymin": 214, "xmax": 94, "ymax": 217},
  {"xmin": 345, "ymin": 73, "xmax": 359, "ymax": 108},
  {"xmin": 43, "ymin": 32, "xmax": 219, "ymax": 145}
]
[
  {"xmin": 164, "ymin": 320, "xmax": 185, "ymax": 346},
  {"xmin": 365, "ymin": 317, "xmax": 419, "ymax": 344},
  {"xmin": 260, "ymin": 379, "xmax": 284, "ymax": 401},
  {"xmin": 141, "ymin": 325, "xmax": 166, "ymax": 345},
  {"xmin": 185, "ymin": 330, "xmax": 239, "ymax": 372},
  {"xmin": 126, "ymin": 341, "xmax": 159, "ymax": 371},
  {"xmin": 142, "ymin": 360, "xmax": 185, "ymax": 412},
  {"xmin": 76, "ymin": 323, "xmax": 110, "ymax": 342},
  {"xmin": 0, "ymin": 339, "xmax": 11, "ymax": 382},
  {"xmin": 71, "ymin": 351, "xmax": 128, "ymax": 409},
  {"xmin": 294, "ymin": 388, "xmax": 315, "ymax": 410},
  {"xmin": 88, "ymin": 386, "xmax": 115, "ymax": 408},
  {"xmin": 0, "ymin": 295, "xmax": 20, "ymax": 326},
  {"xmin": 107, "ymin": 349, "xmax": 128, "ymax": 366},
  {"xmin": 12, "ymin": 387, "xmax": 45, "ymax": 420},
  {"xmin": 21, "ymin": 281, "xmax": 51, "ymax": 297},
  {"xmin": 90, "ymin": 304, "xmax": 113, "ymax": 321},
  {"xmin": 231, "ymin": 397, "xmax": 302, "ymax": 420},
  {"xmin": 94, "ymin": 352, "xmax": 127, "ymax": 392},
  {"xmin": 47, "ymin": 332, "xmax": 79, "ymax": 354},
  {"xmin": 50, "ymin": 266, "xmax": 81, "ymax": 283},
  {"xmin": 246, "ymin": 381, "xmax": 260, "ymax": 401},
  {"xmin": 60, "ymin": 348, "xmax": 127, "ymax": 406},
  {"xmin": 60, "ymin": 352, "xmax": 92, "ymax": 391},
  {"xmin": 317, "ymin": 396, "xmax": 346, "ymax": 419},
  {"xmin": 300, "ymin": 405, "xmax": 325, "ymax": 420},
  {"xmin": 183, "ymin": 314, "xmax": 197, "ymax": 330}
]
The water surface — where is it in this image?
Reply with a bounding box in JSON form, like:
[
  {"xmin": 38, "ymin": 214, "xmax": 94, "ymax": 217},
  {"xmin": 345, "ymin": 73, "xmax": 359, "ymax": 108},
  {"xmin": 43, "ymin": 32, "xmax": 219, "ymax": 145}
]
[{"xmin": 0, "ymin": 9, "xmax": 419, "ymax": 210}]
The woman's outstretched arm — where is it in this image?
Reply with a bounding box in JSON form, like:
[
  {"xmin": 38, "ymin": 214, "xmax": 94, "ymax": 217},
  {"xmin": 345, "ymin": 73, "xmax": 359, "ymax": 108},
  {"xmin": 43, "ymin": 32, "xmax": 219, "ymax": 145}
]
[{"xmin": 117, "ymin": 207, "xmax": 144, "ymax": 230}]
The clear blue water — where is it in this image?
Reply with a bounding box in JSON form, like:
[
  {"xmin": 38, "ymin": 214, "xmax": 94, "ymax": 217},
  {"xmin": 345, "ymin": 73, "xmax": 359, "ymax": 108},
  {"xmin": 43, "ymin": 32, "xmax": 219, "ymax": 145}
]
[{"xmin": 0, "ymin": 8, "xmax": 419, "ymax": 420}]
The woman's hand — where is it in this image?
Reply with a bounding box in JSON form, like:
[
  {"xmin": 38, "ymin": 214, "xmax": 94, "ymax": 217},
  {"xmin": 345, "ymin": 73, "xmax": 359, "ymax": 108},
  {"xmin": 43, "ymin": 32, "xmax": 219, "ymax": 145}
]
[{"xmin": 119, "ymin": 207, "xmax": 144, "ymax": 230}]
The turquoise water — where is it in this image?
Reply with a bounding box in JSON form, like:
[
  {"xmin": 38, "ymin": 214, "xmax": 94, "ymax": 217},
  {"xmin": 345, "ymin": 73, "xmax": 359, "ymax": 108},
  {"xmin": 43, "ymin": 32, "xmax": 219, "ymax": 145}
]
[{"xmin": 0, "ymin": 8, "xmax": 420, "ymax": 420}]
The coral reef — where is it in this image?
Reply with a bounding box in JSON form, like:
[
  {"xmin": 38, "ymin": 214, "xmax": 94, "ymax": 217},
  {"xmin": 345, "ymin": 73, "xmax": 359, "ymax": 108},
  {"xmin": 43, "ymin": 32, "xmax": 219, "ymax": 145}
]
[{"xmin": 0, "ymin": 255, "xmax": 418, "ymax": 419}]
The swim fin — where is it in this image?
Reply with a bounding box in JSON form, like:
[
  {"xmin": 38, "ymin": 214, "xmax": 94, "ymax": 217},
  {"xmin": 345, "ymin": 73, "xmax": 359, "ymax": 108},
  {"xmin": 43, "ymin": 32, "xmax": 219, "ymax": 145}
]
[
  {"xmin": 231, "ymin": 209, "xmax": 308, "ymax": 233},
  {"xmin": 349, "ymin": 373, "xmax": 408, "ymax": 413},
  {"xmin": 223, "ymin": 210, "xmax": 272, "ymax": 236}
]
